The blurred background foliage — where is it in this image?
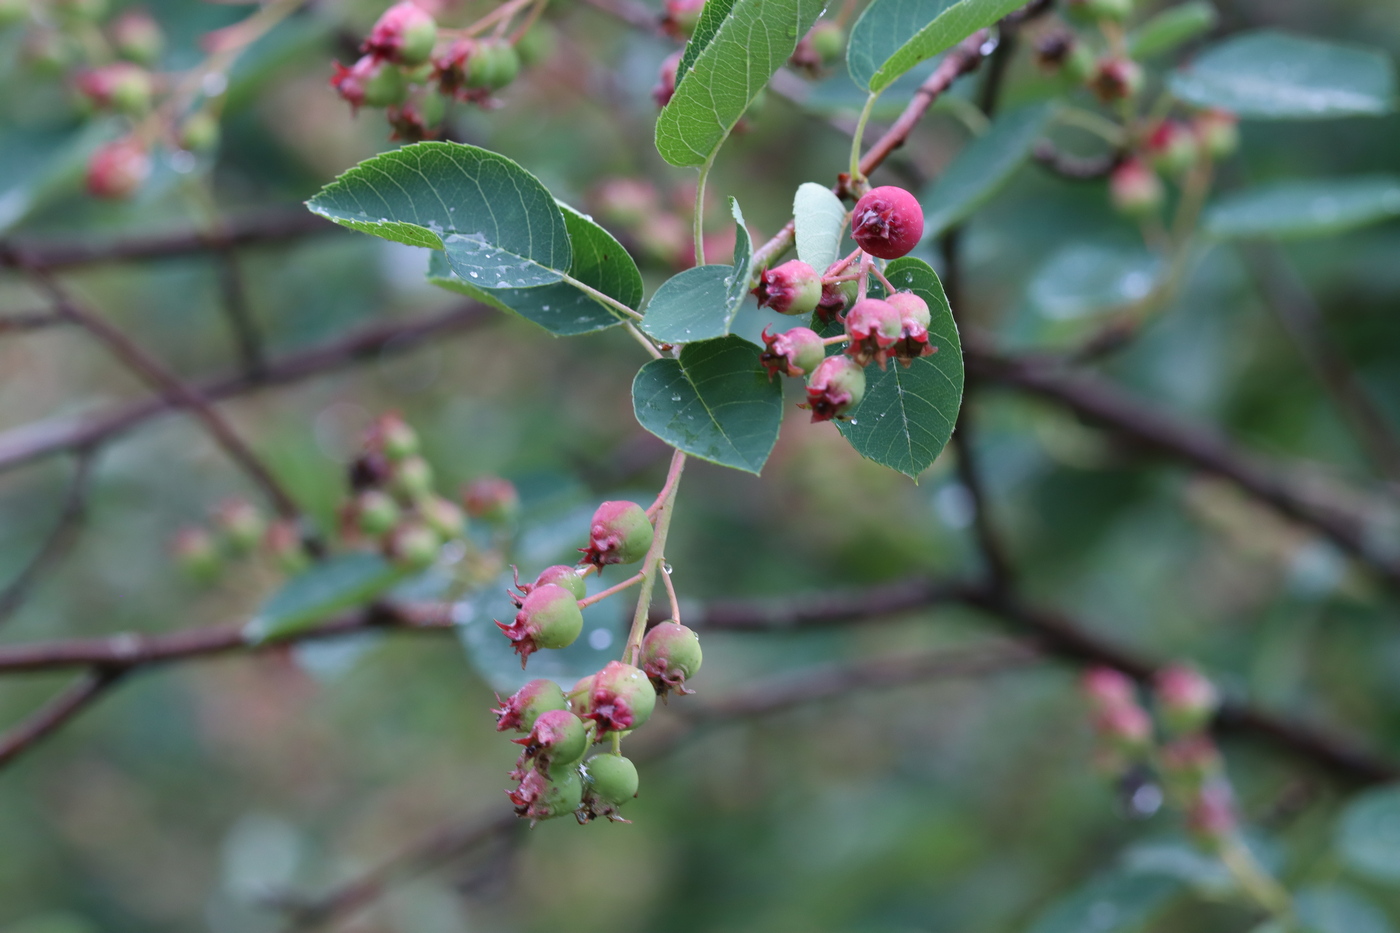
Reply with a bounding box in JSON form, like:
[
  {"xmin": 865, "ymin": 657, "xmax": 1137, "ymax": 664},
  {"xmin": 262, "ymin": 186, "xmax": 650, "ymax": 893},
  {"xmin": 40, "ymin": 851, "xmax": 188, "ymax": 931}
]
[{"xmin": 0, "ymin": 0, "xmax": 1398, "ymax": 930}]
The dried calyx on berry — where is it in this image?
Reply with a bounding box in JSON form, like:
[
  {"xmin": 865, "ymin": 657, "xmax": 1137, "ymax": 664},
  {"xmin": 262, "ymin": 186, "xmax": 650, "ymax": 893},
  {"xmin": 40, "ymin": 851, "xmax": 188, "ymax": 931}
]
[
  {"xmin": 579, "ymin": 754, "xmax": 639, "ymax": 823},
  {"xmin": 885, "ymin": 292, "xmax": 936, "ymax": 365},
  {"xmin": 585, "ymin": 661, "xmax": 657, "ymax": 735},
  {"xmin": 816, "ymin": 277, "xmax": 857, "ymax": 324},
  {"xmin": 580, "ymin": 501, "xmax": 654, "ymax": 568},
  {"xmin": 511, "ymin": 564, "xmax": 588, "ymax": 608},
  {"xmin": 493, "ymin": 678, "xmax": 569, "ymax": 732},
  {"xmin": 332, "ymin": 54, "xmax": 407, "ymax": 109},
  {"xmin": 851, "ymin": 186, "xmax": 924, "ymax": 260},
  {"xmin": 363, "ymin": 1, "xmax": 437, "ymax": 66},
  {"xmin": 509, "ymin": 768, "xmax": 582, "ymax": 824},
  {"xmin": 844, "ymin": 298, "xmax": 903, "ymax": 369},
  {"xmin": 497, "ymin": 583, "xmax": 585, "ymax": 666},
  {"xmin": 752, "ymin": 260, "xmax": 822, "ymax": 315},
  {"xmin": 511, "ymin": 709, "xmax": 588, "ymax": 777},
  {"xmin": 640, "ymin": 621, "xmax": 702, "ymax": 699},
  {"xmin": 759, "ymin": 326, "xmax": 824, "ymax": 379},
  {"xmin": 803, "ymin": 355, "xmax": 865, "ymax": 423}
]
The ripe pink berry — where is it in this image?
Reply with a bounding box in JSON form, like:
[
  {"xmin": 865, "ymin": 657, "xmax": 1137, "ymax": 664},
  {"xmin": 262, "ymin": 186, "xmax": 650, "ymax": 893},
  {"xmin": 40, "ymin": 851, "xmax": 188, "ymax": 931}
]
[
  {"xmin": 1109, "ymin": 157, "xmax": 1164, "ymax": 218},
  {"xmin": 1153, "ymin": 663, "xmax": 1218, "ymax": 735},
  {"xmin": 585, "ymin": 661, "xmax": 657, "ymax": 736},
  {"xmin": 1081, "ymin": 667, "xmax": 1137, "ymax": 710},
  {"xmin": 803, "ymin": 355, "xmax": 866, "ymax": 423},
  {"xmin": 496, "ymin": 582, "xmax": 584, "ymax": 666},
  {"xmin": 752, "ymin": 260, "xmax": 823, "ymax": 315},
  {"xmin": 653, "ymin": 49, "xmax": 681, "ymax": 108},
  {"xmin": 851, "ymin": 186, "xmax": 924, "ymax": 260},
  {"xmin": 640, "ymin": 621, "xmax": 702, "ymax": 698},
  {"xmin": 1186, "ymin": 780, "xmax": 1237, "ymax": 848},
  {"xmin": 492, "ymin": 678, "xmax": 568, "ymax": 732},
  {"xmin": 363, "ymin": 1, "xmax": 437, "ymax": 66},
  {"xmin": 844, "ymin": 297, "xmax": 903, "ymax": 369},
  {"xmin": 759, "ymin": 326, "xmax": 825, "ymax": 379},
  {"xmin": 885, "ymin": 292, "xmax": 935, "ymax": 366},
  {"xmin": 1091, "ymin": 702, "xmax": 1153, "ymax": 753},
  {"xmin": 580, "ymin": 501, "xmax": 653, "ymax": 568},
  {"xmin": 86, "ymin": 138, "xmax": 150, "ymax": 199}
]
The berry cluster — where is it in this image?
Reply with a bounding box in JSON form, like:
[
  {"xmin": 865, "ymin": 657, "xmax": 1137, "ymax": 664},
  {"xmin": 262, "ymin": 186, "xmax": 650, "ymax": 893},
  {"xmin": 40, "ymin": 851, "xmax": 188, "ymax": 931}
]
[
  {"xmin": 170, "ymin": 498, "xmax": 308, "ymax": 585},
  {"xmin": 490, "ymin": 499, "xmax": 703, "ymax": 825},
  {"xmin": 753, "ymin": 186, "xmax": 936, "ymax": 423},
  {"xmin": 331, "ymin": 1, "xmax": 547, "ymax": 141},
  {"xmin": 1108, "ymin": 109, "xmax": 1238, "ymax": 218},
  {"xmin": 1081, "ymin": 664, "xmax": 1241, "ymax": 851}
]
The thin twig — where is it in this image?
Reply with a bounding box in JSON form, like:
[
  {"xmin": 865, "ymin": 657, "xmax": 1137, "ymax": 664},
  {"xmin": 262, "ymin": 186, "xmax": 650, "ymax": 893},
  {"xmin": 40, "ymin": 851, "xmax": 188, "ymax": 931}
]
[
  {"xmin": 215, "ymin": 249, "xmax": 266, "ymax": 377},
  {"xmin": 0, "ymin": 669, "xmax": 125, "ymax": 767},
  {"xmin": 0, "ymin": 449, "xmax": 100, "ymax": 626}
]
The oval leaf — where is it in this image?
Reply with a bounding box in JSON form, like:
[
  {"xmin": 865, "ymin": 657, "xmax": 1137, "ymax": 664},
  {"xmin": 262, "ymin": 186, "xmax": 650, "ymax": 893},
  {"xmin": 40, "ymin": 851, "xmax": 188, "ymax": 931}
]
[
  {"xmin": 632, "ymin": 335, "xmax": 783, "ymax": 473},
  {"xmin": 1127, "ymin": 0, "xmax": 1218, "ymax": 60},
  {"xmin": 305, "ymin": 141, "xmax": 572, "ymax": 288},
  {"xmin": 793, "ymin": 182, "xmax": 847, "ymax": 273},
  {"xmin": 1295, "ymin": 887, "xmax": 1396, "ymax": 933},
  {"xmin": 1336, "ymin": 784, "xmax": 1400, "ymax": 883},
  {"xmin": 656, "ymin": 0, "xmax": 825, "ymax": 167},
  {"xmin": 848, "ymin": 0, "xmax": 1022, "ymax": 94},
  {"xmin": 1204, "ymin": 175, "xmax": 1400, "ymax": 240},
  {"xmin": 1169, "ymin": 30, "xmax": 1397, "ymax": 119},
  {"xmin": 838, "ymin": 257, "xmax": 964, "ymax": 478},
  {"xmin": 921, "ymin": 101, "xmax": 1056, "ymax": 238},
  {"xmin": 1028, "ymin": 244, "xmax": 1161, "ymax": 320},
  {"xmin": 427, "ymin": 202, "xmax": 641, "ymax": 335},
  {"xmin": 642, "ymin": 198, "xmax": 752, "ymax": 343},
  {"xmin": 244, "ymin": 552, "xmax": 405, "ymax": 644},
  {"xmin": 1026, "ymin": 870, "xmax": 1180, "ymax": 933}
]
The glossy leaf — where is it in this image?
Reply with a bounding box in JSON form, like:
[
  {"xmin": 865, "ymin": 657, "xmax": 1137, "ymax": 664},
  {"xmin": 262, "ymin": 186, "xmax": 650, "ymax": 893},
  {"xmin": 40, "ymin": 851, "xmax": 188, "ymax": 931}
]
[
  {"xmin": 656, "ymin": 0, "xmax": 825, "ymax": 167},
  {"xmin": 1026, "ymin": 870, "xmax": 1180, "ymax": 933},
  {"xmin": 792, "ymin": 182, "xmax": 847, "ymax": 274},
  {"xmin": 1295, "ymin": 887, "xmax": 1396, "ymax": 933},
  {"xmin": 427, "ymin": 202, "xmax": 640, "ymax": 335},
  {"xmin": 632, "ymin": 335, "xmax": 783, "ymax": 473},
  {"xmin": 642, "ymin": 198, "xmax": 752, "ymax": 344},
  {"xmin": 306, "ymin": 141, "xmax": 572, "ymax": 288},
  {"xmin": 676, "ymin": 0, "xmax": 739, "ymax": 89},
  {"xmin": 921, "ymin": 101, "xmax": 1056, "ymax": 238},
  {"xmin": 838, "ymin": 257, "xmax": 964, "ymax": 478},
  {"xmin": 848, "ymin": 0, "xmax": 1021, "ymax": 93},
  {"xmin": 1336, "ymin": 784, "xmax": 1400, "ymax": 883},
  {"xmin": 1169, "ymin": 31, "xmax": 1397, "ymax": 119},
  {"xmin": 1028, "ymin": 245, "xmax": 1161, "ymax": 320},
  {"xmin": 244, "ymin": 552, "xmax": 405, "ymax": 643},
  {"xmin": 1127, "ymin": 1, "xmax": 1217, "ymax": 60},
  {"xmin": 1204, "ymin": 176, "xmax": 1400, "ymax": 240}
]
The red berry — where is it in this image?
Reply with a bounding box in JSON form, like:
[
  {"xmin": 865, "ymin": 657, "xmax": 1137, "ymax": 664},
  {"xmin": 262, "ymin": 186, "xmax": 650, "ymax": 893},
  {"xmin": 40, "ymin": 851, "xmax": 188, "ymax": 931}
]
[
  {"xmin": 759, "ymin": 326, "xmax": 825, "ymax": 379},
  {"xmin": 803, "ymin": 355, "xmax": 866, "ymax": 423},
  {"xmin": 851, "ymin": 186, "xmax": 924, "ymax": 260},
  {"xmin": 363, "ymin": 1, "xmax": 437, "ymax": 66},
  {"xmin": 580, "ymin": 501, "xmax": 653, "ymax": 569},
  {"xmin": 585, "ymin": 661, "xmax": 657, "ymax": 736},
  {"xmin": 496, "ymin": 583, "xmax": 584, "ymax": 667},
  {"xmin": 86, "ymin": 138, "xmax": 150, "ymax": 200},
  {"xmin": 844, "ymin": 297, "xmax": 903, "ymax": 369}
]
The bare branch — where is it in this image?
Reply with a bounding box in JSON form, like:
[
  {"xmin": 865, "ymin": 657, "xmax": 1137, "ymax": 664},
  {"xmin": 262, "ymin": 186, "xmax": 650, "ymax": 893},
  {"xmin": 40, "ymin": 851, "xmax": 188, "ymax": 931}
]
[
  {"xmin": 0, "ymin": 669, "xmax": 124, "ymax": 767},
  {"xmin": 0, "ymin": 449, "xmax": 100, "ymax": 626}
]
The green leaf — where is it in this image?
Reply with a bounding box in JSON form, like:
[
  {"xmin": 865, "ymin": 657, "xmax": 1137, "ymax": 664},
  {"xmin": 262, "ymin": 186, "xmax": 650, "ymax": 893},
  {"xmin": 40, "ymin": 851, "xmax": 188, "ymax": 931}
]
[
  {"xmin": 244, "ymin": 553, "xmax": 405, "ymax": 643},
  {"xmin": 848, "ymin": 0, "xmax": 1021, "ymax": 93},
  {"xmin": 1168, "ymin": 30, "xmax": 1397, "ymax": 119},
  {"xmin": 1295, "ymin": 887, "xmax": 1396, "ymax": 933},
  {"xmin": 1026, "ymin": 870, "xmax": 1181, "ymax": 933},
  {"xmin": 1335, "ymin": 784, "xmax": 1400, "ymax": 883},
  {"xmin": 632, "ymin": 335, "xmax": 783, "ymax": 473},
  {"xmin": 655, "ymin": 0, "xmax": 825, "ymax": 167},
  {"xmin": 305, "ymin": 140, "xmax": 572, "ymax": 288},
  {"xmin": 1204, "ymin": 176, "xmax": 1400, "ymax": 240},
  {"xmin": 921, "ymin": 101, "xmax": 1056, "ymax": 237},
  {"xmin": 676, "ymin": 0, "xmax": 739, "ymax": 89},
  {"xmin": 1028, "ymin": 244, "xmax": 1161, "ymax": 320},
  {"xmin": 1127, "ymin": 1, "xmax": 1218, "ymax": 60},
  {"xmin": 427, "ymin": 202, "xmax": 640, "ymax": 335},
  {"xmin": 792, "ymin": 182, "xmax": 847, "ymax": 273},
  {"xmin": 642, "ymin": 198, "xmax": 752, "ymax": 344},
  {"xmin": 838, "ymin": 257, "xmax": 964, "ymax": 478}
]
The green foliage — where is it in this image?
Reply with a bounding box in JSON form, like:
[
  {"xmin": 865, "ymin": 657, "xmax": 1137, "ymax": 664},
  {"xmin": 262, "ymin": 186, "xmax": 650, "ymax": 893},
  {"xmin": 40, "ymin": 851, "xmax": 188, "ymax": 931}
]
[
  {"xmin": 1126, "ymin": 1, "xmax": 1219, "ymax": 60},
  {"xmin": 792, "ymin": 182, "xmax": 847, "ymax": 273},
  {"xmin": 1025, "ymin": 870, "xmax": 1181, "ymax": 933},
  {"xmin": 641, "ymin": 198, "xmax": 753, "ymax": 343},
  {"xmin": 847, "ymin": 0, "xmax": 1023, "ymax": 93},
  {"xmin": 1336, "ymin": 785, "xmax": 1400, "ymax": 883},
  {"xmin": 1294, "ymin": 887, "xmax": 1397, "ymax": 933},
  {"xmin": 1204, "ymin": 176, "xmax": 1400, "ymax": 240},
  {"xmin": 243, "ymin": 553, "xmax": 404, "ymax": 643}
]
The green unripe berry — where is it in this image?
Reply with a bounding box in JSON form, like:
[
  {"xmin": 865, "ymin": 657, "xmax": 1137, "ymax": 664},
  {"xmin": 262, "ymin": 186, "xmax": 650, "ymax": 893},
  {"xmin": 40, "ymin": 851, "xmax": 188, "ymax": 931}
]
[
  {"xmin": 581, "ymin": 500, "xmax": 654, "ymax": 568},
  {"xmin": 809, "ymin": 21, "xmax": 844, "ymax": 65},
  {"xmin": 641, "ymin": 621, "xmax": 702, "ymax": 697},
  {"xmin": 361, "ymin": 59, "xmax": 408, "ymax": 108},
  {"xmin": 389, "ymin": 456, "xmax": 434, "ymax": 502},
  {"xmin": 515, "ymin": 24, "xmax": 555, "ymax": 67},
  {"xmin": 179, "ymin": 111, "xmax": 220, "ymax": 152},
  {"xmin": 419, "ymin": 494, "xmax": 466, "ymax": 539},
  {"xmin": 532, "ymin": 564, "xmax": 587, "ymax": 601},
  {"xmin": 493, "ymin": 678, "xmax": 569, "ymax": 732},
  {"xmin": 467, "ymin": 39, "xmax": 519, "ymax": 91},
  {"xmin": 513, "ymin": 708, "xmax": 589, "ymax": 774},
  {"xmin": 585, "ymin": 661, "xmax": 657, "ymax": 735},
  {"xmin": 508, "ymin": 768, "xmax": 582, "ymax": 823},
  {"xmin": 582, "ymin": 754, "xmax": 639, "ymax": 820},
  {"xmin": 373, "ymin": 413, "xmax": 419, "ymax": 460},
  {"xmin": 171, "ymin": 526, "xmax": 221, "ymax": 584},
  {"xmin": 498, "ymin": 583, "xmax": 584, "ymax": 666},
  {"xmin": 212, "ymin": 499, "xmax": 265, "ymax": 556},
  {"xmin": 386, "ymin": 520, "xmax": 441, "ymax": 571}
]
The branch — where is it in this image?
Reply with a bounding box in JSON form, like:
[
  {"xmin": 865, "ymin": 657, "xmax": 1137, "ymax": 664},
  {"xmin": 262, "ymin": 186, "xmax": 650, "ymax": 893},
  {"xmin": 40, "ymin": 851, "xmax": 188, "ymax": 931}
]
[
  {"xmin": 0, "ymin": 301, "xmax": 493, "ymax": 474},
  {"xmin": 0, "ymin": 669, "xmax": 124, "ymax": 767},
  {"xmin": 0, "ymin": 449, "xmax": 99, "ymax": 626}
]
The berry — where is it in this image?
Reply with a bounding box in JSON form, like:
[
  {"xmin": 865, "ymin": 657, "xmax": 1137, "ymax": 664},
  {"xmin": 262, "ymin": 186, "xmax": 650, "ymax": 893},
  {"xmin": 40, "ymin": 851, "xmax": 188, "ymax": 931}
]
[
  {"xmin": 1109, "ymin": 157, "xmax": 1165, "ymax": 219},
  {"xmin": 1081, "ymin": 667, "xmax": 1137, "ymax": 710},
  {"xmin": 466, "ymin": 39, "xmax": 519, "ymax": 91},
  {"xmin": 567, "ymin": 674, "xmax": 595, "ymax": 717},
  {"xmin": 843, "ymin": 297, "xmax": 903, "ymax": 369},
  {"xmin": 349, "ymin": 451, "xmax": 393, "ymax": 490},
  {"xmin": 419, "ymin": 494, "xmax": 466, "ymax": 539},
  {"xmin": 752, "ymin": 260, "xmax": 823, "ymax": 315},
  {"xmin": 594, "ymin": 178, "xmax": 660, "ymax": 229},
  {"xmin": 885, "ymin": 291, "xmax": 935, "ymax": 366},
  {"xmin": 517, "ymin": 564, "xmax": 588, "ymax": 603},
  {"xmin": 1090, "ymin": 57, "xmax": 1142, "ymax": 102},
  {"xmin": 809, "ymin": 21, "xmax": 845, "ymax": 66},
  {"xmin": 75, "ymin": 63, "xmax": 153, "ymax": 115},
  {"xmin": 511, "ymin": 708, "xmax": 589, "ymax": 775},
  {"xmin": 816, "ymin": 277, "xmax": 857, "ymax": 323},
  {"xmin": 759, "ymin": 326, "xmax": 825, "ymax": 379},
  {"xmin": 803, "ymin": 355, "xmax": 866, "ymax": 423},
  {"xmin": 23, "ymin": 29, "xmax": 78, "ymax": 77},
  {"xmin": 331, "ymin": 54, "xmax": 406, "ymax": 109},
  {"xmin": 508, "ymin": 768, "xmax": 582, "ymax": 824},
  {"xmin": 389, "ymin": 455, "xmax": 434, "ymax": 502},
  {"xmin": 462, "ymin": 476, "xmax": 519, "ymax": 523},
  {"xmin": 388, "ymin": 93, "xmax": 446, "ymax": 141},
  {"xmin": 212, "ymin": 498, "xmax": 266, "ymax": 555},
  {"xmin": 386, "ymin": 520, "xmax": 441, "ymax": 571},
  {"xmin": 640, "ymin": 621, "xmax": 702, "ymax": 698},
  {"xmin": 1153, "ymin": 663, "xmax": 1218, "ymax": 735},
  {"xmin": 369, "ymin": 413, "xmax": 419, "ymax": 460},
  {"xmin": 580, "ymin": 754, "xmax": 639, "ymax": 822},
  {"xmin": 171, "ymin": 526, "xmax": 221, "ymax": 584},
  {"xmin": 363, "ymin": 1, "xmax": 437, "ymax": 66},
  {"xmin": 1193, "ymin": 109, "xmax": 1239, "ymax": 159},
  {"xmin": 353, "ymin": 489, "xmax": 401, "ymax": 537},
  {"xmin": 1091, "ymin": 702, "xmax": 1153, "ymax": 754},
  {"xmin": 86, "ymin": 138, "xmax": 150, "ymax": 200},
  {"xmin": 653, "ymin": 50, "xmax": 681, "ymax": 108},
  {"xmin": 585, "ymin": 661, "xmax": 657, "ymax": 736},
  {"xmin": 851, "ymin": 186, "xmax": 924, "ymax": 260},
  {"xmin": 264, "ymin": 520, "xmax": 310, "ymax": 575},
  {"xmin": 1185, "ymin": 780, "xmax": 1236, "ymax": 849},
  {"xmin": 179, "ymin": 111, "xmax": 220, "ymax": 153},
  {"xmin": 661, "ymin": 0, "xmax": 704, "ymax": 38},
  {"xmin": 497, "ymin": 583, "xmax": 584, "ymax": 666},
  {"xmin": 1146, "ymin": 120, "xmax": 1199, "ymax": 176},
  {"xmin": 493, "ymin": 678, "xmax": 568, "ymax": 732},
  {"xmin": 1158, "ymin": 733, "xmax": 1222, "ymax": 792},
  {"xmin": 110, "ymin": 8, "xmax": 163, "ymax": 66},
  {"xmin": 580, "ymin": 501, "xmax": 654, "ymax": 569}
]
